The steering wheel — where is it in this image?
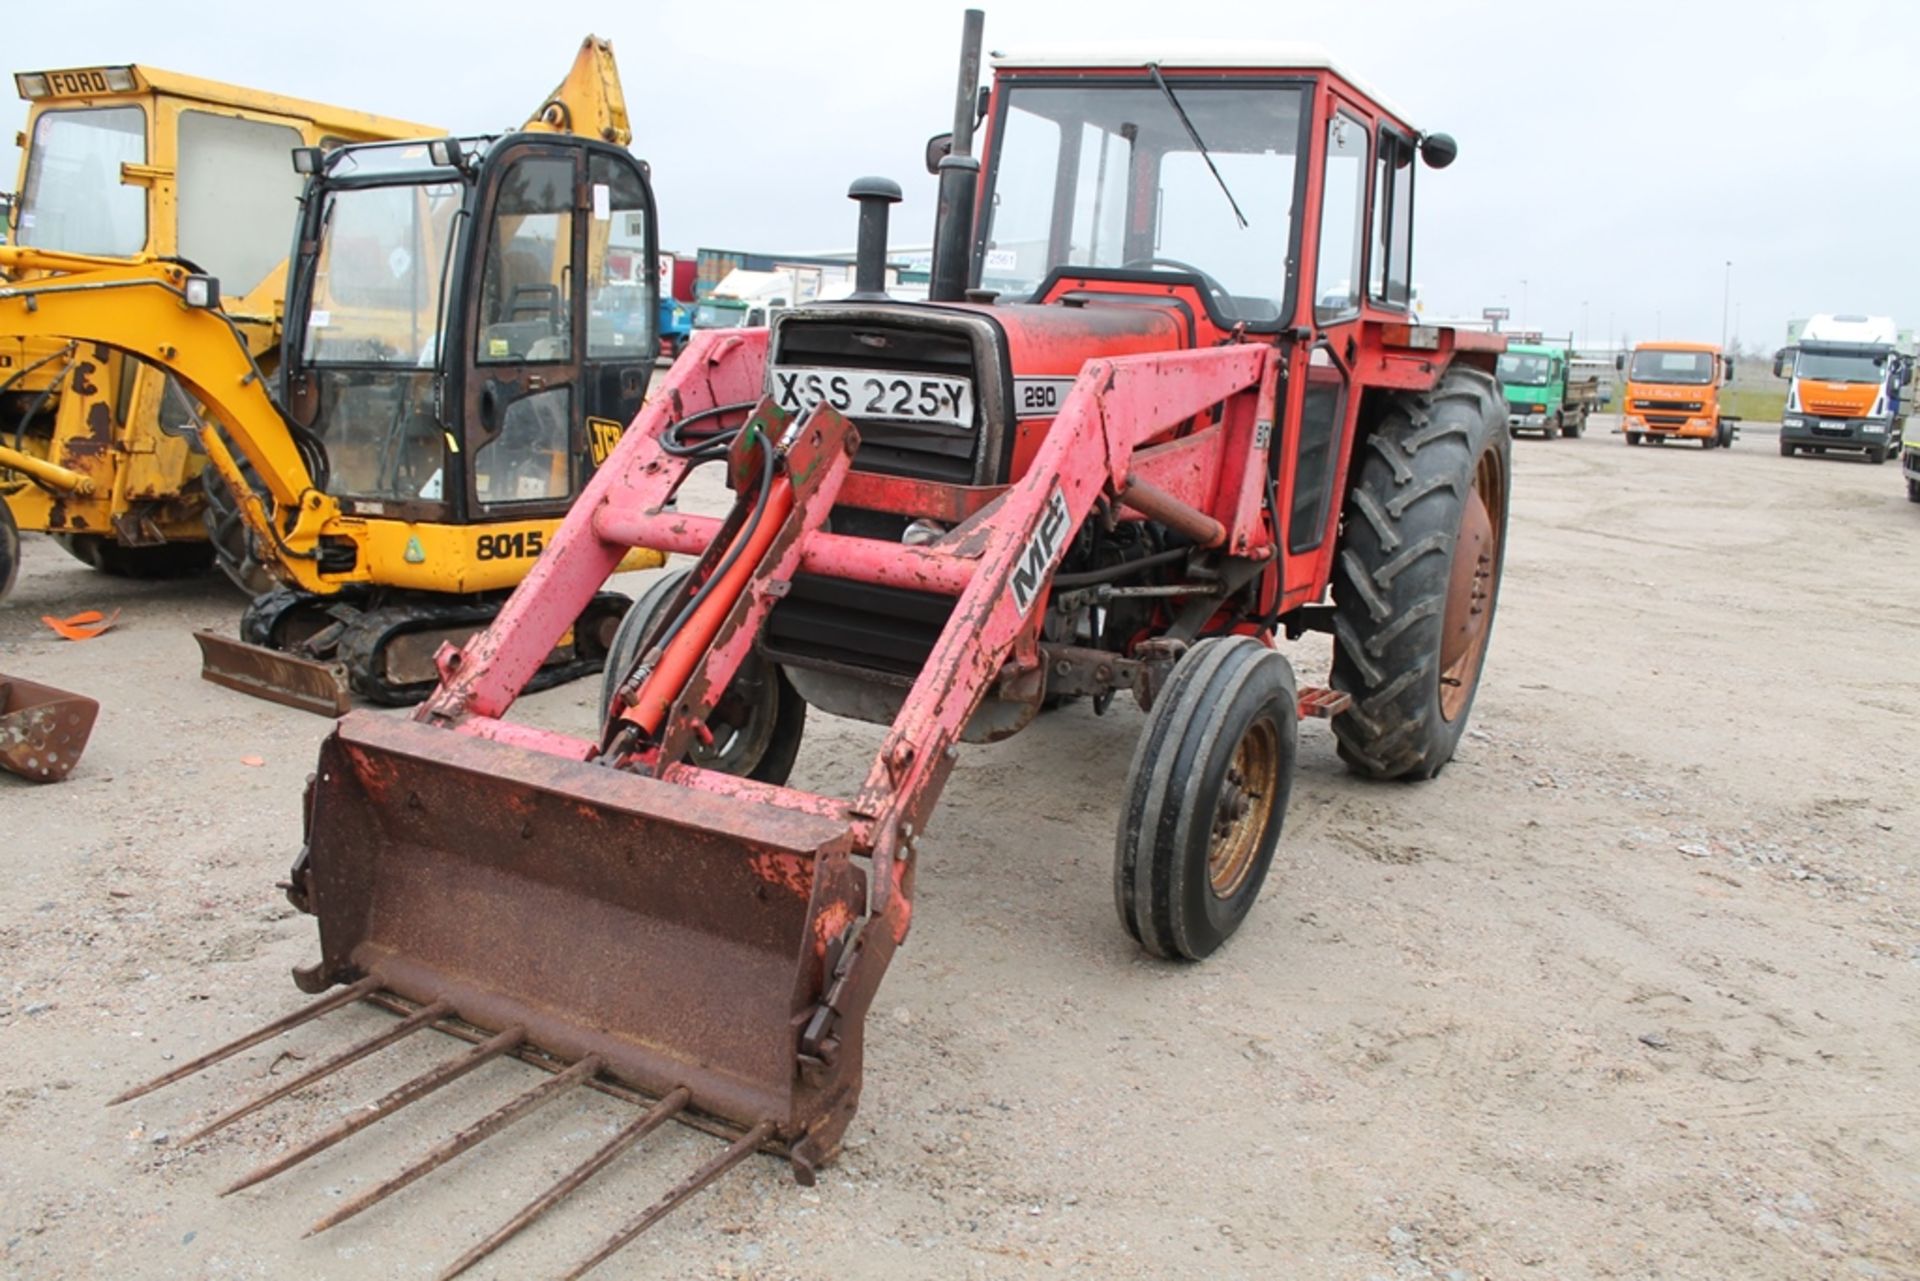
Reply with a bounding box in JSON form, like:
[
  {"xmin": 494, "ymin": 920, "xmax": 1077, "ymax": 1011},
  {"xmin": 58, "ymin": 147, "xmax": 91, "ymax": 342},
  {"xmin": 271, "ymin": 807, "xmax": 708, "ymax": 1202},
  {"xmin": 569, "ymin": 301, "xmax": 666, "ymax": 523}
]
[{"xmin": 1120, "ymin": 257, "xmax": 1233, "ymax": 307}]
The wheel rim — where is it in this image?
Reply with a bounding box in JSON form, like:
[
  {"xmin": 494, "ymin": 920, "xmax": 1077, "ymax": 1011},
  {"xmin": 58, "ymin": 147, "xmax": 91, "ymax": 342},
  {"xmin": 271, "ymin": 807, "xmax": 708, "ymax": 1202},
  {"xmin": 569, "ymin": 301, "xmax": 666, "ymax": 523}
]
[
  {"xmin": 1438, "ymin": 442, "xmax": 1507, "ymax": 722},
  {"xmin": 691, "ymin": 657, "xmax": 779, "ymax": 774},
  {"xmin": 1207, "ymin": 716, "xmax": 1280, "ymax": 898}
]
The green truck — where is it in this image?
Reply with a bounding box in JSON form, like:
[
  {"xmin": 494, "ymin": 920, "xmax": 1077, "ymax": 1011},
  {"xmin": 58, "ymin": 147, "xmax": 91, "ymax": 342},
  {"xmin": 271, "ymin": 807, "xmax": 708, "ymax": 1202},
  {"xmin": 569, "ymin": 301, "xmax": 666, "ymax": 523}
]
[{"xmin": 1497, "ymin": 340, "xmax": 1600, "ymax": 439}]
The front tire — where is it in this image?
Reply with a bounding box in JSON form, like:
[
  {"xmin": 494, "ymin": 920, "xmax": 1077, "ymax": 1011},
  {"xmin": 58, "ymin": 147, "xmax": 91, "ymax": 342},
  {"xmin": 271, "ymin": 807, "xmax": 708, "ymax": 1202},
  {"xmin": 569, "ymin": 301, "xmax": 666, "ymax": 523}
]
[
  {"xmin": 1627, "ymin": 431, "xmax": 1643, "ymax": 446},
  {"xmin": 600, "ymin": 569, "xmax": 806, "ymax": 785},
  {"xmin": 1330, "ymin": 366, "xmax": 1510, "ymax": 780},
  {"xmin": 1114, "ymin": 636, "xmax": 1297, "ymax": 961}
]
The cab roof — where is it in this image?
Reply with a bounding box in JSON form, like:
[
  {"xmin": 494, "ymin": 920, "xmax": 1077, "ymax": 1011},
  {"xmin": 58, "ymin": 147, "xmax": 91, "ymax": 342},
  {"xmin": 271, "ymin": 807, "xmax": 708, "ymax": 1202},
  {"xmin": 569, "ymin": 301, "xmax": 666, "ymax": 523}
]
[
  {"xmin": 20, "ymin": 63, "xmax": 435, "ymax": 140},
  {"xmin": 988, "ymin": 42, "xmax": 1415, "ymax": 129},
  {"xmin": 1633, "ymin": 340, "xmax": 1720, "ymax": 353}
]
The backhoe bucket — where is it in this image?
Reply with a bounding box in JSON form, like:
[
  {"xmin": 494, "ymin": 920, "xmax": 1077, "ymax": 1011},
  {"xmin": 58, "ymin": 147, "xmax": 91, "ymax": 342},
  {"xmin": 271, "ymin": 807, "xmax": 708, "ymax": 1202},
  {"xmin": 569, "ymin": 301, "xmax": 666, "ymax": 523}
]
[
  {"xmin": 297, "ymin": 711, "xmax": 880, "ymax": 1171},
  {"xmin": 0, "ymin": 674, "xmax": 100, "ymax": 783}
]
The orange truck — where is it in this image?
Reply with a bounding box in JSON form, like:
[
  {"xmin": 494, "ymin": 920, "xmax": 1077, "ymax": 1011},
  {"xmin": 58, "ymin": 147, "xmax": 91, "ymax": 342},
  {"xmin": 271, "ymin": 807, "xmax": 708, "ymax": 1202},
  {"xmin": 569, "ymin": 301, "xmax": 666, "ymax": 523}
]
[
  {"xmin": 1616, "ymin": 341, "xmax": 1737, "ymax": 449},
  {"xmin": 1774, "ymin": 314, "xmax": 1911, "ymax": 464}
]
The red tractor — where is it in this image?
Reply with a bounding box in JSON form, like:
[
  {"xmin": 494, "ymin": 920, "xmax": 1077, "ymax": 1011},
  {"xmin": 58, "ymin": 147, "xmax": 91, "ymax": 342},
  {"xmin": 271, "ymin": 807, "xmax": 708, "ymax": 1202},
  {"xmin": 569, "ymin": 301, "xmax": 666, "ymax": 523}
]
[{"xmin": 126, "ymin": 17, "xmax": 1509, "ymax": 1275}]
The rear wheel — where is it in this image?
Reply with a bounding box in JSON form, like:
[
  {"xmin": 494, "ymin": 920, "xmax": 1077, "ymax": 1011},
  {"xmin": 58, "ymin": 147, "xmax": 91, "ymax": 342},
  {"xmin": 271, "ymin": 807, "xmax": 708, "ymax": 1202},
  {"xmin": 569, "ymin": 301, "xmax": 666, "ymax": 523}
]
[
  {"xmin": 1330, "ymin": 366, "xmax": 1510, "ymax": 780},
  {"xmin": 600, "ymin": 569, "xmax": 806, "ymax": 785},
  {"xmin": 1114, "ymin": 636, "xmax": 1297, "ymax": 961},
  {"xmin": 53, "ymin": 533, "xmax": 215, "ymax": 579},
  {"xmin": 0, "ymin": 501, "xmax": 20, "ymax": 603}
]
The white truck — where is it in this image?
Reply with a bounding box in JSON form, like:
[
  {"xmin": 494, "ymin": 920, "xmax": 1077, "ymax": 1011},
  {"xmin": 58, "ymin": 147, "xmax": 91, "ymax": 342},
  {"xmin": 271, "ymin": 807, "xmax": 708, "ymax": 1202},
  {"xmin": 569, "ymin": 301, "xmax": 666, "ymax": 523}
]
[{"xmin": 1775, "ymin": 314, "xmax": 1913, "ymax": 464}]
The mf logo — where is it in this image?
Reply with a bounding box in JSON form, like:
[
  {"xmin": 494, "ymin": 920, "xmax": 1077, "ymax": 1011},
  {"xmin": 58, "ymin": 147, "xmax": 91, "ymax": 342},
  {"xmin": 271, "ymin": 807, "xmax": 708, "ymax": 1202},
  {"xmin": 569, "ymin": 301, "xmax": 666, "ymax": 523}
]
[{"xmin": 1010, "ymin": 485, "xmax": 1071, "ymax": 616}]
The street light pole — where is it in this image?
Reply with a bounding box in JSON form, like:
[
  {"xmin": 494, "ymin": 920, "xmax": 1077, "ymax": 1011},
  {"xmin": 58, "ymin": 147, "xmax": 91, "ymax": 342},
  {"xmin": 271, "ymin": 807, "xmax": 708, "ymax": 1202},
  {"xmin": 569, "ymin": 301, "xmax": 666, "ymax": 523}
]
[
  {"xmin": 1721, "ymin": 260, "xmax": 1732, "ymax": 351},
  {"xmin": 1521, "ymin": 278, "xmax": 1529, "ymax": 330},
  {"xmin": 1582, "ymin": 299, "xmax": 1590, "ymax": 351}
]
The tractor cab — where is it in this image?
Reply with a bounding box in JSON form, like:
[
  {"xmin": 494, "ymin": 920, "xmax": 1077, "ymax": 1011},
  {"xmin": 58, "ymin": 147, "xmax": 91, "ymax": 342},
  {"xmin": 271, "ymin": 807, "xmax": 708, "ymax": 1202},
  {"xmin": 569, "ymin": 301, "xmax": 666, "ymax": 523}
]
[{"xmin": 279, "ymin": 131, "xmax": 659, "ymax": 537}]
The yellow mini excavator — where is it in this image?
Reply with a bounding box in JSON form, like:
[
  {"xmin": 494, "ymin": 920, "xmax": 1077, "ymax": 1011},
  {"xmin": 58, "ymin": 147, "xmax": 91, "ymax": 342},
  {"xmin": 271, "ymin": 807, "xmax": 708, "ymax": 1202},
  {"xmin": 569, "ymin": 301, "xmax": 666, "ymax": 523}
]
[{"xmin": 0, "ymin": 39, "xmax": 665, "ymax": 710}]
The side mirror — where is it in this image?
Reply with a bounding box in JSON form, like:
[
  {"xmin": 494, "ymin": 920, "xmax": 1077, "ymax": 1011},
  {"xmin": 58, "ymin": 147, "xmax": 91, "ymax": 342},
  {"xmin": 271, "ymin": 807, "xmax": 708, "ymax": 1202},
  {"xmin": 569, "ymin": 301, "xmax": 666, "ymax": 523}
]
[
  {"xmin": 1613, "ymin": 353, "xmax": 1625, "ymax": 372},
  {"xmin": 1419, "ymin": 132, "xmax": 1458, "ymax": 169},
  {"xmin": 925, "ymin": 132, "xmax": 954, "ymax": 176},
  {"xmin": 1723, "ymin": 356, "xmax": 1734, "ymax": 382},
  {"xmin": 1771, "ymin": 348, "xmax": 1788, "ymax": 379}
]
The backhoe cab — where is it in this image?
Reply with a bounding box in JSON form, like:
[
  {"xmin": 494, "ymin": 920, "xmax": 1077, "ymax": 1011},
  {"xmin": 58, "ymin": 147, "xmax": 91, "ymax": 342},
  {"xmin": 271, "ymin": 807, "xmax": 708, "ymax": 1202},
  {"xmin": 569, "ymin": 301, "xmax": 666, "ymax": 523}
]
[{"xmin": 127, "ymin": 21, "xmax": 1511, "ymax": 1276}]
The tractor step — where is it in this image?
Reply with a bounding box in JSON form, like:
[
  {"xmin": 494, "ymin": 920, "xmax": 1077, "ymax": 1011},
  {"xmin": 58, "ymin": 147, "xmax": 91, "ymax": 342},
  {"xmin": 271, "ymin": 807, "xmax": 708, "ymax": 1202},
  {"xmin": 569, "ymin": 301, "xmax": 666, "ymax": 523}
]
[
  {"xmin": 1296, "ymin": 685, "xmax": 1352, "ymax": 718},
  {"xmin": 113, "ymin": 985, "xmax": 774, "ymax": 1279},
  {"xmin": 0, "ymin": 674, "xmax": 101, "ymax": 782}
]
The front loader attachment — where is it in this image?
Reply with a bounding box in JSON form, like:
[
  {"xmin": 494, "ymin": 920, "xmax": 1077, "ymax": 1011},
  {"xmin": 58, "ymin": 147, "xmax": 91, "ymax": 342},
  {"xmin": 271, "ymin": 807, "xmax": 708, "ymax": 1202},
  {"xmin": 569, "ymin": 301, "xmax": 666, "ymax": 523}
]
[{"xmin": 297, "ymin": 712, "xmax": 879, "ymax": 1158}]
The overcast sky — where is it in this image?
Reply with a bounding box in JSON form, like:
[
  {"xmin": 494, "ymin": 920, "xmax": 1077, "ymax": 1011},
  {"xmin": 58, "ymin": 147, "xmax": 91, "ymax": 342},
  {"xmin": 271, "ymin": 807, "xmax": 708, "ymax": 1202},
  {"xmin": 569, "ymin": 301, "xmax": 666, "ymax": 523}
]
[{"xmin": 8, "ymin": 0, "xmax": 1915, "ymax": 350}]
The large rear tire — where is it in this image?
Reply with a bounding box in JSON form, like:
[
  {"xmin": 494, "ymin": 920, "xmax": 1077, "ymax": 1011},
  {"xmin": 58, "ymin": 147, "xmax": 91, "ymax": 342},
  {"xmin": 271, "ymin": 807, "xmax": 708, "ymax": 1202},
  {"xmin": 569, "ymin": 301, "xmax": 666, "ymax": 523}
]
[
  {"xmin": 1330, "ymin": 366, "xmax": 1510, "ymax": 780},
  {"xmin": 0, "ymin": 501, "xmax": 19, "ymax": 603},
  {"xmin": 53, "ymin": 533, "xmax": 215, "ymax": 579},
  {"xmin": 600, "ymin": 569, "xmax": 807, "ymax": 785},
  {"xmin": 1114, "ymin": 636, "xmax": 1297, "ymax": 961}
]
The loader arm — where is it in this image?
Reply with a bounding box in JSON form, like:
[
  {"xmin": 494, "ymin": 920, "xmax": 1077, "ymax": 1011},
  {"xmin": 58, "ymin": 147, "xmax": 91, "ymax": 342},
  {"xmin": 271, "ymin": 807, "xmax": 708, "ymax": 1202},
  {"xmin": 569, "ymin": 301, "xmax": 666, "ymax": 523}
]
[{"xmin": 0, "ymin": 260, "xmax": 339, "ymax": 592}]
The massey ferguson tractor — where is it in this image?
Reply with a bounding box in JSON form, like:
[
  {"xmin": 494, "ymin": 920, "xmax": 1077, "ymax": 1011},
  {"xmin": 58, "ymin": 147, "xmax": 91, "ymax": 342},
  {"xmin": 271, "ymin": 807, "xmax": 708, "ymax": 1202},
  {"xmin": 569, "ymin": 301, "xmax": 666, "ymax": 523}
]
[{"xmin": 122, "ymin": 17, "xmax": 1509, "ymax": 1276}]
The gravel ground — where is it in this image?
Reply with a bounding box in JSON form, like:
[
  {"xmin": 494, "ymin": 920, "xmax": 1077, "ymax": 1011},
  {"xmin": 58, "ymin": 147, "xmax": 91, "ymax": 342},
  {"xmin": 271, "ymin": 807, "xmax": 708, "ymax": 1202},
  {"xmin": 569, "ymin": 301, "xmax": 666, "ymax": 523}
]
[{"xmin": 1, "ymin": 417, "xmax": 1916, "ymax": 1280}]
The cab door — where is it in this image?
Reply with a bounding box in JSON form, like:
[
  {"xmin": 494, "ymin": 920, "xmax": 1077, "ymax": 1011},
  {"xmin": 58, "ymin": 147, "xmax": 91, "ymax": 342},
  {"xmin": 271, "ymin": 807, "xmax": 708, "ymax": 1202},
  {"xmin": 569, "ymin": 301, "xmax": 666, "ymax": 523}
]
[
  {"xmin": 459, "ymin": 141, "xmax": 658, "ymax": 524},
  {"xmin": 1277, "ymin": 97, "xmax": 1376, "ymax": 601}
]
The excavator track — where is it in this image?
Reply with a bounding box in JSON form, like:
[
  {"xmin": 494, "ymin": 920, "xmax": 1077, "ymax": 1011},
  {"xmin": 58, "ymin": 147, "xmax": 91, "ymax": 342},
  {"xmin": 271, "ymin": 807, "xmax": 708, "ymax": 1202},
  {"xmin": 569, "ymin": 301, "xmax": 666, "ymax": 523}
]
[{"xmin": 199, "ymin": 589, "xmax": 631, "ymax": 712}]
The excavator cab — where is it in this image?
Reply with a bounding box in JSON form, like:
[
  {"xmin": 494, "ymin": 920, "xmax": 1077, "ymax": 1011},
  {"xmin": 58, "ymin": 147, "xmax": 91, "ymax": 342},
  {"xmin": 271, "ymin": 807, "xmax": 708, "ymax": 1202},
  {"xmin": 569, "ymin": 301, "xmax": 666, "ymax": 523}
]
[
  {"xmin": 191, "ymin": 128, "xmax": 661, "ymax": 708},
  {"xmin": 279, "ymin": 132, "xmax": 658, "ymax": 538}
]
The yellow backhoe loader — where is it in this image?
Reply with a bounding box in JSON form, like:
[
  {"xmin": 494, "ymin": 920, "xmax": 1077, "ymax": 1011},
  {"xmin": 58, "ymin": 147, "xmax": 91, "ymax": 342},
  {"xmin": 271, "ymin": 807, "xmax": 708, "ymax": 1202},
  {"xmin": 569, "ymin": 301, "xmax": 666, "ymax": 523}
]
[
  {"xmin": 0, "ymin": 40, "xmax": 665, "ymax": 710},
  {"xmin": 0, "ymin": 63, "xmax": 434, "ymax": 595}
]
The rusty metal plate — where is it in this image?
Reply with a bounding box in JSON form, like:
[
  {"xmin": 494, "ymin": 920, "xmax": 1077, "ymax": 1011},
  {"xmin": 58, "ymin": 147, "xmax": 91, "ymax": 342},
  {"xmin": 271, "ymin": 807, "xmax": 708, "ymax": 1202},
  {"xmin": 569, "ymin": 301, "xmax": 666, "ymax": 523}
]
[
  {"xmin": 194, "ymin": 630, "xmax": 350, "ymax": 717},
  {"xmin": 0, "ymin": 674, "xmax": 100, "ymax": 783}
]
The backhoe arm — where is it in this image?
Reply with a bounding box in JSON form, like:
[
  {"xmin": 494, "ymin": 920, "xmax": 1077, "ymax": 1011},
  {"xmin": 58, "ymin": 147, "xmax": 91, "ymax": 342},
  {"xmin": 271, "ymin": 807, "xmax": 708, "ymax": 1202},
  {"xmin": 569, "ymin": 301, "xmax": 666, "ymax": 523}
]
[
  {"xmin": 523, "ymin": 35, "xmax": 630, "ymax": 145},
  {"xmin": 0, "ymin": 260, "xmax": 336, "ymax": 590}
]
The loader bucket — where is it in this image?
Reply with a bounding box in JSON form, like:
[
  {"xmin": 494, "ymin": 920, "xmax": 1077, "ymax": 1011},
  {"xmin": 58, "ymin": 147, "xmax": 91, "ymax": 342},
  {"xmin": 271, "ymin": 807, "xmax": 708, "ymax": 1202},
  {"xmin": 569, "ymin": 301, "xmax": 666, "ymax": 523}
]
[
  {"xmin": 298, "ymin": 711, "xmax": 877, "ymax": 1168},
  {"xmin": 0, "ymin": 674, "xmax": 99, "ymax": 783}
]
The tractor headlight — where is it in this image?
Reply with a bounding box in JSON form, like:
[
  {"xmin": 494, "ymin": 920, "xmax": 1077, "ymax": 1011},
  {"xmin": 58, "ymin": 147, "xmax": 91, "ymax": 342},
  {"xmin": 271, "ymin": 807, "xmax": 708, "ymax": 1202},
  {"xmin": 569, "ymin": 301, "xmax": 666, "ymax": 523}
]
[
  {"xmin": 15, "ymin": 73, "xmax": 49, "ymax": 99},
  {"xmin": 102, "ymin": 67, "xmax": 135, "ymax": 92}
]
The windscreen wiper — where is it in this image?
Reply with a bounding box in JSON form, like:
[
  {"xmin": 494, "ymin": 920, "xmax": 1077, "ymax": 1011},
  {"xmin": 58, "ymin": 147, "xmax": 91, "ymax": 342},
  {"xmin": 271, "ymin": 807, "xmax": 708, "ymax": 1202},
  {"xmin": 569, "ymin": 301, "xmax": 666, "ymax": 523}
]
[{"xmin": 1147, "ymin": 63, "xmax": 1248, "ymax": 230}]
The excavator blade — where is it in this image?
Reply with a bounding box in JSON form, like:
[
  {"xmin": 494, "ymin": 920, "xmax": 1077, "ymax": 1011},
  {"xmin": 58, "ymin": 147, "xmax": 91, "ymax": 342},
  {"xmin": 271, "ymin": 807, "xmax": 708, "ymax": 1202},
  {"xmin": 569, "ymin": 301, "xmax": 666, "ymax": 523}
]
[
  {"xmin": 0, "ymin": 674, "xmax": 100, "ymax": 783},
  {"xmin": 194, "ymin": 631, "xmax": 351, "ymax": 717}
]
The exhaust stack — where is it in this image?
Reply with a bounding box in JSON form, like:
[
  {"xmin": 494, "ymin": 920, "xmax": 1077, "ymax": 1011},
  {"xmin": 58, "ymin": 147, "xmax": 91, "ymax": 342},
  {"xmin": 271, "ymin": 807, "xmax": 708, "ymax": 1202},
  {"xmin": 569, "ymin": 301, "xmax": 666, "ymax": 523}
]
[{"xmin": 928, "ymin": 8, "xmax": 986, "ymax": 303}]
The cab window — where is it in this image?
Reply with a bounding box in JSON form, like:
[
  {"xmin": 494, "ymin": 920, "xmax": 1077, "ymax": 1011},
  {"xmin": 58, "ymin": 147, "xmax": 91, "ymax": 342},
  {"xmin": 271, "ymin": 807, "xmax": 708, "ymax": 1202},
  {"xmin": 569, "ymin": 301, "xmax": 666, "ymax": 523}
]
[
  {"xmin": 177, "ymin": 110, "xmax": 304, "ymax": 296},
  {"xmin": 1369, "ymin": 129, "xmax": 1415, "ymax": 309},
  {"xmin": 1313, "ymin": 111, "xmax": 1368, "ymax": 322},
  {"xmin": 476, "ymin": 155, "xmax": 575, "ymax": 364}
]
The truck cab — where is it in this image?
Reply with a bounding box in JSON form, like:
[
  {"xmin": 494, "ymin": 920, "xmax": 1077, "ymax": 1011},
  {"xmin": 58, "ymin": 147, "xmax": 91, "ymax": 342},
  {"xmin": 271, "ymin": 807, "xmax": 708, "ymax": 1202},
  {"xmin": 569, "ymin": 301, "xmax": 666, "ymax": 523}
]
[
  {"xmin": 1617, "ymin": 341, "xmax": 1735, "ymax": 450},
  {"xmin": 1497, "ymin": 340, "xmax": 1595, "ymax": 438},
  {"xmin": 1775, "ymin": 314, "xmax": 1910, "ymax": 464}
]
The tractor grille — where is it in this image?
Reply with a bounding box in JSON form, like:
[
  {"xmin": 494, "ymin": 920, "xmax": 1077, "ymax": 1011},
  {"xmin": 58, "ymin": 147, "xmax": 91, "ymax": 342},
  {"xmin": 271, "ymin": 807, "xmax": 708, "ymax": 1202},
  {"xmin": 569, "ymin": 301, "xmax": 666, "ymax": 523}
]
[
  {"xmin": 770, "ymin": 317, "xmax": 985, "ymax": 484},
  {"xmin": 762, "ymin": 573, "xmax": 952, "ymax": 677}
]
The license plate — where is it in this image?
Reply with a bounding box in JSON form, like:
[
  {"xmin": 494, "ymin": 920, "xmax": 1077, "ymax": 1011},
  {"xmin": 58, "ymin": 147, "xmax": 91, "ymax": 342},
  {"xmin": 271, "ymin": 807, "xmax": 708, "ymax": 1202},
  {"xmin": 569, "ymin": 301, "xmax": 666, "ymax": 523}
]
[{"xmin": 768, "ymin": 366, "xmax": 973, "ymax": 428}]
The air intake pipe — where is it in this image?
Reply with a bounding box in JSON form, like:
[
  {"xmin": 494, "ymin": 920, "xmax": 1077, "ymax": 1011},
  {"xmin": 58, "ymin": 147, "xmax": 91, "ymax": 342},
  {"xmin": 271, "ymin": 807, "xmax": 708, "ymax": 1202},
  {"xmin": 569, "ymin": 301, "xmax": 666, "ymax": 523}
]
[{"xmin": 847, "ymin": 177, "xmax": 902, "ymax": 301}]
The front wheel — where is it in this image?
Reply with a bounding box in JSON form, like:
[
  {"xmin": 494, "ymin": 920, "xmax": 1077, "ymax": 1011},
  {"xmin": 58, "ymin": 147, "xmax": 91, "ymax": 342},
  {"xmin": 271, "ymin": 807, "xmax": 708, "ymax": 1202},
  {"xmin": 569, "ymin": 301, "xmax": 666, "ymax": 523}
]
[
  {"xmin": 1330, "ymin": 366, "xmax": 1510, "ymax": 780},
  {"xmin": 600, "ymin": 569, "xmax": 807, "ymax": 785},
  {"xmin": 1906, "ymin": 477, "xmax": 1920, "ymax": 503},
  {"xmin": 1114, "ymin": 636, "xmax": 1297, "ymax": 961},
  {"xmin": 1780, "ymin": 439, "xmax": 1796, "ymax": 457},
  {"xmin": 1868, "ymin": 445, "xmax": 1889, "ymax": 465},
  {"xmin": 1627, "ymin": 432, "xmax": 1644, "ymax": 446}
]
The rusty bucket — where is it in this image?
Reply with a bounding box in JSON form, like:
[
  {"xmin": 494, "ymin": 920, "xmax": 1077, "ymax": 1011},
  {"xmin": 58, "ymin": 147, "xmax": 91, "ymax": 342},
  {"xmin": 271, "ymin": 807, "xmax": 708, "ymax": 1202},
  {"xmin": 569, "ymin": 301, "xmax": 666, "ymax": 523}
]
[{"xmin": 0, "ymin": 674, "xmax": 99, "ymax": 783}]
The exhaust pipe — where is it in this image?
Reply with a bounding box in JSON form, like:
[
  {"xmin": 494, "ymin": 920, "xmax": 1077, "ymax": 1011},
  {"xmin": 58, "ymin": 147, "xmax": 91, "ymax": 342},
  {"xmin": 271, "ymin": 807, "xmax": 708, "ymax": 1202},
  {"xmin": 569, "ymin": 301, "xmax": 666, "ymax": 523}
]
[
  {"xmin": 847, "ymin": 177, "xmax": 902, "ymax": 301},
  {"xmin": 928, "ymin": 9, "xmax": 986, "ymax": 303}
]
